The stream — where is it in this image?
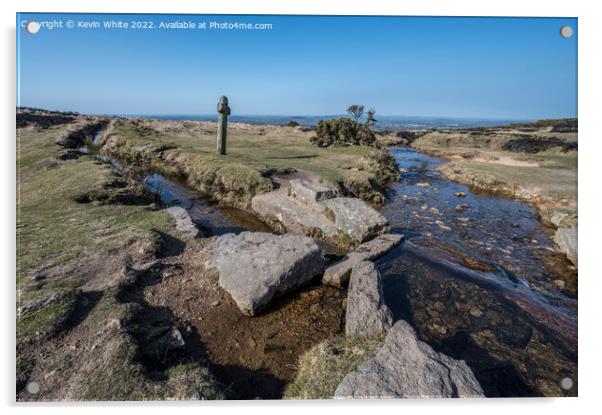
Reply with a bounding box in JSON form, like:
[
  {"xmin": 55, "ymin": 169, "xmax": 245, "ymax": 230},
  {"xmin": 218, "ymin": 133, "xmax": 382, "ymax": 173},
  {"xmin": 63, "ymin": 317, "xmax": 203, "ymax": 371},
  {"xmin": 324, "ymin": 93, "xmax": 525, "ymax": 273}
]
[
  {"xmin": 377, "ymin": 147, "xmax": 577, "ymax": 397},
  {"xmin": 93, "ymin": 139, "xmax": 577, "ymax": 397}
]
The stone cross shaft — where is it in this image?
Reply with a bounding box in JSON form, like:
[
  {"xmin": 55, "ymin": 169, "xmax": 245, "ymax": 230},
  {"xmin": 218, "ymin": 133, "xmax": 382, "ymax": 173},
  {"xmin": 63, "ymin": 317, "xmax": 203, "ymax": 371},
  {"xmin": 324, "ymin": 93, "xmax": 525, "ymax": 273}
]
[{"xmin": 216, "ymin": 96, "xmax": 231, "ymax": 155}]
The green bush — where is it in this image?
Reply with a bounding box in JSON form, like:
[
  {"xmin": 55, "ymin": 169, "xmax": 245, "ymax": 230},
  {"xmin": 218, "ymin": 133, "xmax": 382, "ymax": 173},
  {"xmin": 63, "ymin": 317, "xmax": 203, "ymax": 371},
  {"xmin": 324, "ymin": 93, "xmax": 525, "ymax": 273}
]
[{"xmin": 310, "ymin": 118, "xmax": 376, "ymax": 148}]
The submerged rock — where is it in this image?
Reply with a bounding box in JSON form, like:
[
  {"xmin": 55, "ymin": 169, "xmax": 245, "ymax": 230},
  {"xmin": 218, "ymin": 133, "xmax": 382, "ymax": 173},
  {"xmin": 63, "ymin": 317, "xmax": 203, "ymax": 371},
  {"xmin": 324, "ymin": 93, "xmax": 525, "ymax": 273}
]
[
  {"xmin": 554, "ymin": 226, "xmax": 577, "ymax": 266},
  {"xmin": 323, "ymin": 234, "xmax": 404, "ymax": 287},
  {"xmin": 207, "ymin": 232, "xmax": 324, "ymax": 316},
  {"xmin": 334, "ymin": 320, "xmax": 484, "ymax": 399},
  {"xmin": 165, "ymin": 206, "xmax": 201, "ymax": 238},
  {"xmin": 345, "ymin": 261, "xmax": 393, "ymax": 336}
]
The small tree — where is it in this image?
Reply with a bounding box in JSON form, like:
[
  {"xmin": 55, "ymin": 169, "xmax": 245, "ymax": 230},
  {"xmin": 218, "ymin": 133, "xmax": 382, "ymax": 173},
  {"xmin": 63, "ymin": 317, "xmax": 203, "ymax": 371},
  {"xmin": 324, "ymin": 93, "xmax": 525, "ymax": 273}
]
[
  {"xmin": 365, "ymin": 109, "xmax": 377, "ymax": 128},
  {"xmin": 346, "ymin": 105, "xmax": 365, "ymax": 123}
]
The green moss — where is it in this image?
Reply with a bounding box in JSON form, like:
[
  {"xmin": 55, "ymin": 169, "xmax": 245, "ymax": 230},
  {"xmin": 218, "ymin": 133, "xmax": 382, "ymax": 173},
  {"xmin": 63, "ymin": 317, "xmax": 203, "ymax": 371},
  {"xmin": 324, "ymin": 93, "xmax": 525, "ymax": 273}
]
[
  {"xmin": 323, "ymin": 207, "xmax": 336, "ymax": 223},
  {"xmin": 284, "ymin": 332, "xmax": 385, "ymax": 399}
]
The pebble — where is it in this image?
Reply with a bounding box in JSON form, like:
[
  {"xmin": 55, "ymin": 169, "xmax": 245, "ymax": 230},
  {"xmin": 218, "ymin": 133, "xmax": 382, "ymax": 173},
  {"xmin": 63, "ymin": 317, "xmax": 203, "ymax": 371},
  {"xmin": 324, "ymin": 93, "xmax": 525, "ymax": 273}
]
[
  {"xmin": 455, "ymin": 204, "xmax": 470, "ymax": 213},
  {"xmin": 435, "ymin": 220, "xmax": 452, "ymax": 231}
]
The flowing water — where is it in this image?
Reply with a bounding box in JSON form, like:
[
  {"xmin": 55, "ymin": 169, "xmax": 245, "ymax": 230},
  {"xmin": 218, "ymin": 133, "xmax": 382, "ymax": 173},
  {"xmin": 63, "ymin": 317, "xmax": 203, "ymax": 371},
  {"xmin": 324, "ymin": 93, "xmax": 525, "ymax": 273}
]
[
  {"xmin": 143, "ymin": 173, "xmax": 271, "ymax": 236},
  {"xmin": 96, "ymin": 141, "xmax": 577, "ymax": 397},
  {"xmin": 377, "ymin": 147, "xmax": 577, "ymax": 396}
]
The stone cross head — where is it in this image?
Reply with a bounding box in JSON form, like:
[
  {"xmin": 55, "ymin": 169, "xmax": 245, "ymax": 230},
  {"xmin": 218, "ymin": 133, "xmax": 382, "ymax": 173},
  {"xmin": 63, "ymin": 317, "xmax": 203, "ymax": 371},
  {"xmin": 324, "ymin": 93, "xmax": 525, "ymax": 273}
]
[{"xmin": 217, "ymin": 96, "xmax": 231, "ymax": 115}]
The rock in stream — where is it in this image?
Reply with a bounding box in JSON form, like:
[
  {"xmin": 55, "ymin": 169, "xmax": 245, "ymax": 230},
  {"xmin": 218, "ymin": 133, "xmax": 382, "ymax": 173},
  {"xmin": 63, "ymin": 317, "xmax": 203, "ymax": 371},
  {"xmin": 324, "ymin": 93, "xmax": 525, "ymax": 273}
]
[
  {"xmin": 345, "ymin": 261, "xmax": 393, "ymax": 337},
  {"xmin": 335, "ymin": 320, "xmax": 484, "ymax": 399}
]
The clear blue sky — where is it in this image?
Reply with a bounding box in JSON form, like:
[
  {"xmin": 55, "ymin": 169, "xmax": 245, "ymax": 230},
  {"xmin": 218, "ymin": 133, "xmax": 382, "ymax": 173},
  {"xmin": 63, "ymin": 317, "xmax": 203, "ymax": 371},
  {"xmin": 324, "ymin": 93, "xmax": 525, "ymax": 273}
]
[{"xmin": 17, "ymin": 13, "xmax": 577, "ymax": 119}]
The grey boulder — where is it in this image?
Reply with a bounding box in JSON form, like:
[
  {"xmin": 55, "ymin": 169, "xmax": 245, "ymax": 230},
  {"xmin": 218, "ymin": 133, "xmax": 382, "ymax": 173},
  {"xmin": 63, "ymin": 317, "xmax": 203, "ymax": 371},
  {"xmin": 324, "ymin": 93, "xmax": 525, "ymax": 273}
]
[
  {"xmin": 345, "ymin": 261, "xmax": 393, "ymax": 337},
  {"xmin": 251, "ymin": 188, "xmax": 339, "ymax": 239},
  {"xmin": 166, "ymin": 206, "xmax": 201, "ymax": 238},
  {"xmin": 554, "ymin": 226, "xmax": 577, "ymax": 266},
  {"xmin": 289, "ymin": 178, "xmax": 338, "ymax": 204},
  {"xmin": 322, "ymin": 197, "xmax": 389, "ymax": 243},
  {"xmin": 335, "ymin": 320, "xmax": 484, "ymax": 399},
  {"xmin": 207, "ymin": 232, "xmax": 324, "ymax": 316}
]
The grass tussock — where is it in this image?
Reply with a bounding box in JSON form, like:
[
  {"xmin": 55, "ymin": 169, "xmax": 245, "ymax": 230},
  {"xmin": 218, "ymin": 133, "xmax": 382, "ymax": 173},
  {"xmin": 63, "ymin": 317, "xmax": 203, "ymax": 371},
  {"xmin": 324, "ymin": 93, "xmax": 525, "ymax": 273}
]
[
  {"xmin": 65, "ymin": 280, "xmax": 224, "ymax": 401},
  {"xmin": 284, "ymin": 332, "xmax": 385, "ymax": 399}
]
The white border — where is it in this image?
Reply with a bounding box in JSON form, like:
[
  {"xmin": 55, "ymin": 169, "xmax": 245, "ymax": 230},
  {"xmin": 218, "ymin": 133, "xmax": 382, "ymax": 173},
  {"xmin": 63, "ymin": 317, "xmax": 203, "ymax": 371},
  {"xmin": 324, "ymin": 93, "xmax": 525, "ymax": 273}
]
[{"xmin": 3, "ymin": 1, "xmax": 600, "ymax": 415}]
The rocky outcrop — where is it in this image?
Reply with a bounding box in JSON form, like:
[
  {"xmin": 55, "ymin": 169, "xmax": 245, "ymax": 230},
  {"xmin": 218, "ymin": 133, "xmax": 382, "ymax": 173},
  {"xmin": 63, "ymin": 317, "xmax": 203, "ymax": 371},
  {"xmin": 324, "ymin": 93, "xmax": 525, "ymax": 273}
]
[
  {"xmin": 554, "ymin": 226, "xmax": 577, "ymax": 266},
  {"xmin": 323, "ymin": 234, "xmax": 403, "ymax": 287},
  {"xmin": 345, "ymin": 261, "xmax": 393, "ymax": 337},
  {"xmin": 206, "ymin": 232, "xmax": 324, "ymax": 316},
  {"xmin": 251, "ymin": 179, "xmax": 389, "ymax": 247},
  {"xmin": 335, "ymin": 320, "xmax": 484, "ymax": 399},
  {"xmin": 165, "ymin": 206, "xmax": 201, "ymax": 238}
]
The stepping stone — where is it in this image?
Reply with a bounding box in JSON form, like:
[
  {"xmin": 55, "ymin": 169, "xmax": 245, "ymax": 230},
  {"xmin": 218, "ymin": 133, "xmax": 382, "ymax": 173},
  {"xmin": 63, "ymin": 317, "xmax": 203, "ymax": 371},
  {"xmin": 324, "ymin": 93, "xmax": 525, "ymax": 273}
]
[
  {"xmin": 335, "ymin": 320, "xmax": 485, "ymax": 399},
  {"xmin": 345, "ymin": 261, "xmax": 393, "ymax": 336},
  {"xmin": 166, "ymin": 206, "xmax": 201, "ymax": 238},
  {"xmin": 323, "ymin": 234, "xmax": 404, "ymax": 287}
]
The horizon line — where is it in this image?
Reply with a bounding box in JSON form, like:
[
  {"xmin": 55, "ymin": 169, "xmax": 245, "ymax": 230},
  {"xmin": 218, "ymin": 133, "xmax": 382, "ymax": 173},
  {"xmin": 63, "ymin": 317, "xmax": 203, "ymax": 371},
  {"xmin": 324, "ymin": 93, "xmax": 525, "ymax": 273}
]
[{"xmin": 18, "ymin": 107, "xmax": 579, "ymax": 122}]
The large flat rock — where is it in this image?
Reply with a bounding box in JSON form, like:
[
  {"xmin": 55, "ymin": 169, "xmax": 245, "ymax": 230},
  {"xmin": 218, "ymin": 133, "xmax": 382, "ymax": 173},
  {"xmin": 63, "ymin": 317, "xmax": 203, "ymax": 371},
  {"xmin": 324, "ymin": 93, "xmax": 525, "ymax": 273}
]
[
  {"xmin": 251, "ymin": 188, "xmax": 339, "ymax": 239},
  {"xmin": 207, "ymin": 232, "xmax": 324, "ymax": 316},
  {"xmin": 323, "ymin": 234, "xmax": 404, "ymax": 287},
  {"xmin": 251, "ymin": 179, "xmax": 389, "ymax": 247},
  {"xmin": 345, "ymin": 261, "xmax": 393, "ymax": 336},
  {"xmin": 335, "ymin": 320, "xmax": 484, "ymax": 399},
  {"xmin": 321, "ymin": 197, "xmax": 389, "ymax": 243}
]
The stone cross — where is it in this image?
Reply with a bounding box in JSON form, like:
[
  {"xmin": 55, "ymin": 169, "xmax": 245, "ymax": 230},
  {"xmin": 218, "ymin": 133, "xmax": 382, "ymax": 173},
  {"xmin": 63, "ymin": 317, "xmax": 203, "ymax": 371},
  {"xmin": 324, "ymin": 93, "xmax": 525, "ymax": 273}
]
[{"xmin": 216, "ymin": 96, "xmax": 231, "ymax": 155}]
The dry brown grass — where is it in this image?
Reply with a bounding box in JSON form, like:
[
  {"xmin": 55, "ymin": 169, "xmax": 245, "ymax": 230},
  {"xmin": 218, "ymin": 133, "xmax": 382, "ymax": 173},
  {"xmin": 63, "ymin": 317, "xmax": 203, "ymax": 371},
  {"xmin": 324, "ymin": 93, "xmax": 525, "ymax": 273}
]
[{"xmin": 283, "ymin": 332, "xmax": 385, "ymax": 399}]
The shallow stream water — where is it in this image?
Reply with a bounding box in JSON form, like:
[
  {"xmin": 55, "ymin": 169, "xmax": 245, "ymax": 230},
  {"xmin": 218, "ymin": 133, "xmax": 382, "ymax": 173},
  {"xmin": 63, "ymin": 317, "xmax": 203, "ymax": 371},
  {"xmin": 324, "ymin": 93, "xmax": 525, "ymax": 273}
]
[
  {"xmin": 143, "ymin": 173, "xmax": 271, "ymax": 236},
  {"xmin": 377, "ymin": 147, "xmax": 577, "ymax": 396},
  {"xmin": 97, "ymin": 143, "xmax": 577, "ymax": 397}
]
